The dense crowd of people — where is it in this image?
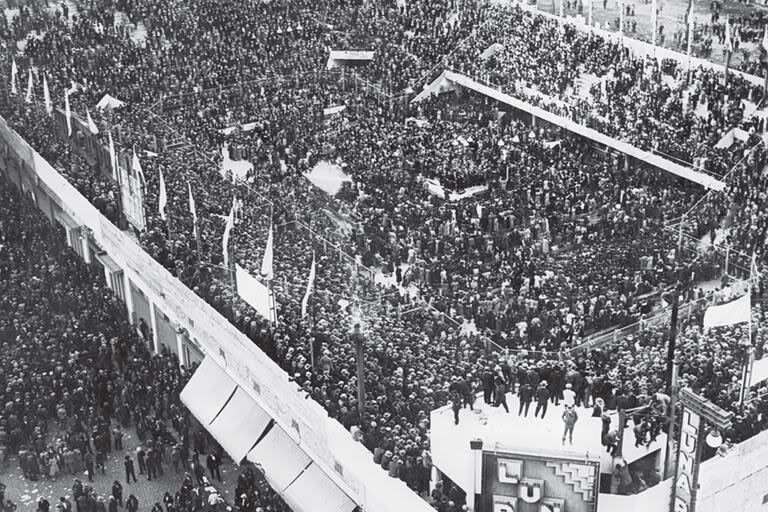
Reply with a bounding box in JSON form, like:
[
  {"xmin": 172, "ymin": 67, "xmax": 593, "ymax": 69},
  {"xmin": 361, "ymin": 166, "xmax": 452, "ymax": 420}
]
[
  {"xmin": 0, "ymin": 177, "xmax": 290, "ymax": 510},
  {"xmin": 0, "ymin": 0, "xmax": 767, "ymax": 510}
]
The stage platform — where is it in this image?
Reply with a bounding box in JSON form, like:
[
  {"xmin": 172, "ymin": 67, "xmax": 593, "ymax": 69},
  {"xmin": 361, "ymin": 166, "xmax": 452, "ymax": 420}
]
[{"xmin": 430, "ymin": 392, "xmax": 667, "ymax": 496}]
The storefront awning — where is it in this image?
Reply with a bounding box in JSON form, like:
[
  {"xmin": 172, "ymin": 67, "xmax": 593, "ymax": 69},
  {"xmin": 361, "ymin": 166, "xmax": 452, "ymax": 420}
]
[
  {"xmin": 95, "ymin": 252, "xmax": 122, "ymax": 274},
  {"xmin": 179, "ymin": 356, "xmax": 237, "ymax": 425},
  {"xmin": 246, "ymin": 425, "xmax": 311, "ymax": 493},
  {"xmin": 282, "ymin": 463, "xmax": 357, "ymax": 512},
  {"xmin": 207, "ymin": 387, "xmax": 272, "ymax": 462}
]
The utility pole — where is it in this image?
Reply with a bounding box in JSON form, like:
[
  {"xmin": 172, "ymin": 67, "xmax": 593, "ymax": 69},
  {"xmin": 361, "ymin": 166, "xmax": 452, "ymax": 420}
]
[
  {"xmin": 663, "ymin": 361, "xmax": 679, "ymax": 480},
  {"xmin": 666, "ymin": 287, "xmax": 680, "ymax": 394}
]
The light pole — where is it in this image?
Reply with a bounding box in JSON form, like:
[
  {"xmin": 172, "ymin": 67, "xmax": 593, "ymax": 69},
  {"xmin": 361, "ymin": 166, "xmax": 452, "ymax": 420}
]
[
  {"xmin": 351, "ymin": 323, "xmax": 366, "ymax": 419},
  {"xmin": 665, "ymin": 286, "xmax": 681, "ymax": 394}
]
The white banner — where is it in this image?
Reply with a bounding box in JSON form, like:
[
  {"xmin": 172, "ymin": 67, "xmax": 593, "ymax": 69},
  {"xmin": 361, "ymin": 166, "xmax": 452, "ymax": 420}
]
[
  {"xmin": 326, "ymin": 50, "xmax": 375, "ymax": 69},
  {"xmin": 236, "ymin": 264, "xmax": 276, "ymax": 323},
  {"xmin": 703, "ymin": 293, "xmax": 751, "ymax": 329}
]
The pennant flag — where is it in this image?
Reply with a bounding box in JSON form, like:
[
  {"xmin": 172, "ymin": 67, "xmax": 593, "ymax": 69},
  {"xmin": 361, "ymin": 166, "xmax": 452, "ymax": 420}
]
[
  {"xmin": 763, "ymin": 27, "xmax": 768, "ymax": 53},
  {"xmin": 261, "ymin": 222, "xmax": 274, "ymax": 280},
  {"xmin": 108, "ymin": 129, "xmax": 118, "ymax": 181},
  {"xmin": 86, "ymin": 108, "xmax": 99, "ymax": 134},
  {"xmin": 301, "ymin": 253, "xmax": 317, "ymax": 318},
  {"xmin": 750, "ymin": 251, "xmax": 759, "ymax": 287},
  {"xmin": 188, "ymin": 181, "xmax": 198, "ymax": 238},
  {"xmin": 703, "ymin": 293, "xmax": 751, "ymax": 329},
  {"xmin": 24, "ymin": 68, "xmax": 32, "ymax": 104},
  {"xmin": 158, "ymin": 170, "xmax": 168, "ymax": 221},
  {"xmin": 64, "ymin": 89, "xmax": 72, "ymax": 136},
  {"xmin": 725, "ymin": 17, "xmax": 733, "ymax": 54},
  {"xmin": 222, "ymin": 203, "xmax": 235, "ymax": 268},
  {"xmin": 132, "ymin": 148, "xmax": 145, "ymax": 188},
  {"xmin": 43, "ymin": 74, "xmax": 52, "ymax": 114},
  {"xmin": 10, "ymin": 58, "xmax": 17, "ymax": 95}
]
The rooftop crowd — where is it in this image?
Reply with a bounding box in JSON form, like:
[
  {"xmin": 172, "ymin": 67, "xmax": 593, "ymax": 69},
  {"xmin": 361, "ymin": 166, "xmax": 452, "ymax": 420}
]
[{"xmin": 0, "ymin": 0, "xmax": 767, "ymax": 508}]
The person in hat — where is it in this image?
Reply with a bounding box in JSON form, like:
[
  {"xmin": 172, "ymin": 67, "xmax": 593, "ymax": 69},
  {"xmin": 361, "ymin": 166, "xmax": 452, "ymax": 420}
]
[
  {"xmin": 480, "ymin": 367, "xmax": 495, "ymax": 404},
  {"xmin": 111, "ymin": 481, "xmax": 123, "ymax": 507},
  {"xmin": 562, "ymin": 406, "xmax": 578, "ymax": 445},
  {"xmin": 534, "ymin": 381, "xmax": 550, "ymax": 419},
  {"xmin": 124, "ymin": 455, "xmax": 137, "ymax": 484},
  {"xmin": 518, "ymin": 381, "xmax": 533, "ymax": 417},
  {"xmin": 493, "ymin": 372, "xmax": 509, "ymax": 413},
  {"xmin": 563, "ymin": 383, "xmax": 576, "ymax": 409}
]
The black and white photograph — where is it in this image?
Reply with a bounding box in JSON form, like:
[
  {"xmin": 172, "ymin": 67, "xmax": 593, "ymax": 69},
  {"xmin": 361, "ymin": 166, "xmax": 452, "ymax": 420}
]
[{"xmin": 0, "ymin": 0, "xmax": 766, "ymax": 510}]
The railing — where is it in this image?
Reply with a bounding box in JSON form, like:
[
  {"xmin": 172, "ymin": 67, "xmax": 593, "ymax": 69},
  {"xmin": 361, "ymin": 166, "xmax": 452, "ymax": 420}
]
[{"xmin": 565, "ymin": 293, "xmax": 715, "ymax": 356}]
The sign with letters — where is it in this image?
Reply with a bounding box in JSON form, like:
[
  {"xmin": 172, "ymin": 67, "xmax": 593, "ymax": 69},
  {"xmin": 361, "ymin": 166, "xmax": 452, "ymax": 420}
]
[{"xmin": 672, "ymin": 409, "xmax": 702, "ymax": 512}]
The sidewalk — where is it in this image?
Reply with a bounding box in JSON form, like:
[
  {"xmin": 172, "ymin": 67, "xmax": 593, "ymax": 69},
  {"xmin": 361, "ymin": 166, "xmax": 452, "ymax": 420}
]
[{"xmin": 0, "ymin": 424, "xmax": 240, "ymax": 510}]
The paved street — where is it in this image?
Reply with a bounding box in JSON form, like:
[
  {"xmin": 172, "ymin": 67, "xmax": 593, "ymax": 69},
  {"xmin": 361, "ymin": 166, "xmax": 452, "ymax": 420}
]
[{"xmin": 0, "ymin": 425, "xmax": 241, "ymax": 510}]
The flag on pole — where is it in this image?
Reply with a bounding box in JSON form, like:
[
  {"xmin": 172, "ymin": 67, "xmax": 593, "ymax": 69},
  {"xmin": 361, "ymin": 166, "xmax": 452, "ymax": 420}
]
[
  {"xmin": 301, "ymin": 253, "xmax": 317, "ymax": 318},
  {"xmin": 187, "ymin": 181, "xmax": 197, "ymax": 238},
  {"xmin": 108, "ymin": 129, "xmax": 118, "ymax": 181},
  {"xmin": 750, "ymin": 251, "xmax": 759, "ymax": 287},
  {"xmin": 24, "ymin": 68, "xmax": 32, "ymax": 104},
  {"xmin": 43, "ymin": 74, "xmax": 52, "ymax": 114},
  {"xmin": 10, "ymin": 58, "xmax": 17, "ymax": 95},
  {"xmin": 261, "ymin": 222, "xmax": 274, "ymax": 280},
  {"xmin": 132, "ymin": 148, "xmax": 145, "ymax": 188},
  {"xmin": 86, "ymin": 108, "xmax": 99, "ymax": 134},
  {"xmin": 686, "ymin": 3, "xmax": 694, "ymax": 55},
  {"xmin": 222, "ymin": 203, "xmax": 235, "ymax": 268},
  {"xmin": 64, "ymin": 89, "xmax": 72, "ymax": 136},
  {"xmin": 725, "ymin": 17, "xmax": 733, "ymax": 54},
  {"xmin": 619, "ymin": 0, "xmax": 624, "ymax": 35},
  {"xmin": 158, "ymin": 170, "xmax": 168, "ymax": 221},
  {"xmin": 703, "ymin": 293, "xmax": 751, "ymax": 329},
  {"xmin": 650, "ymin": 0, "xmax": 658, "ymax": 46}
]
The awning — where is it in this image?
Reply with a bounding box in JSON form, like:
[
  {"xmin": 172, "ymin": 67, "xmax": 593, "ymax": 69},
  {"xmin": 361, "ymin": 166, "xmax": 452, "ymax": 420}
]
[
  {"xmin": 55, "ymin": 210, "xmax": 79, "ymax": 230},
  {"xmin": 282, "ymin": 463, "xmax": 357, "ymax": 512},
  {"xmin": 95, "ymin": 252, "xmax": 122, "ymax": 274},
  {"xmin": 207, "ymin": 387, "xmax": 272, "ymax": 463},
  {"xmin": 179, "ymin": 356, "xmax": 237, "ymax": 425},
  {"xmin": 246, "ymin": 425, "xmax": 311, "ymax": 493}
]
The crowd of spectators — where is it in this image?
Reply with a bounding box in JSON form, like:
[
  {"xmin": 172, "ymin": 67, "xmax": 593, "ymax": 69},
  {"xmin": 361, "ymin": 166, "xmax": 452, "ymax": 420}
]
[
  {"xmin": 0, "ymin": 176, "xmax": 289, "ymax": 510},
  {"xmin": 1, "ymin": 0, "xmax": 768, "ymax": 509}
]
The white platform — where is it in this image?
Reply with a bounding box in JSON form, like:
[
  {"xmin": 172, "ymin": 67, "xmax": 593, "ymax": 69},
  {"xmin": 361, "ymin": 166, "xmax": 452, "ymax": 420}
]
[{"xmin": 430, "ymin": 393, "xmax": 666, "ymax": 496}]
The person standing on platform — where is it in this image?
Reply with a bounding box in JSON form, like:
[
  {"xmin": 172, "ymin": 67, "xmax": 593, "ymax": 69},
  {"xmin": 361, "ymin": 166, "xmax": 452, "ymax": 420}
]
[
  {"xmin": 481, "ymin": 367, "xmax": 495, "ymax": 404},
  {"xmin": 563, "ymin": 383, "xmax": 576, "ymax": 409},
  {"xmin": 494, "ymin": 373, "xmax": 510, "ymax": 413},
  {"xmin": 534, "ymin": 381, "xmax": 550, "ymax": 419},
  {"xmin": 562, "ymin": 407, "xmax": 578, "ymax": 445},
  {"xmin": 450, "ymin": 390, "xmax": 462, "ymax": 425},
  {"xmin": 518, "ymin": 382, "xmax": 533, "ymax": 417}
]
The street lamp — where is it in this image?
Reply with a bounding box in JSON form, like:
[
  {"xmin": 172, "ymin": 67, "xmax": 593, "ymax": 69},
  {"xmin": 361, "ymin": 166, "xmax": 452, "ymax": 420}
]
[{"xmin": 351, "ymin": 323, "xmax": 366, "ymax": 419}]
